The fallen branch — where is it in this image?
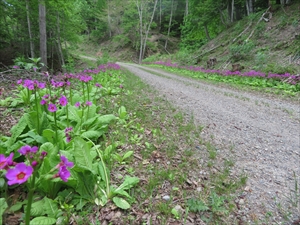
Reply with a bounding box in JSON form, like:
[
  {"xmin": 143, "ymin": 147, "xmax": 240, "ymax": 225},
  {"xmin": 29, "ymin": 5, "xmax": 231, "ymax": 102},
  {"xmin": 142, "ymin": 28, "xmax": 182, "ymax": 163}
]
[
  {"xmin": 193, "ymin": 44, "xmax": 223, "ymax": 59},
  {"xmin": 246, "ymin": 7, "xmax": 271, "ymax": 42},
  {"xmin": 232, "ymin": 21, "xmax": 253, "ymax": 43}
]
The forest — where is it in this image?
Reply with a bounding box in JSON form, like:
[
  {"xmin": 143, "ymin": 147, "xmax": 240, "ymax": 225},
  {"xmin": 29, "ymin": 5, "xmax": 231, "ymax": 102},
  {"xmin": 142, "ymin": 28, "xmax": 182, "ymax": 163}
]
[{"xmin": 0, "ymin": 0, "xmax": 296, "ymax": 70}]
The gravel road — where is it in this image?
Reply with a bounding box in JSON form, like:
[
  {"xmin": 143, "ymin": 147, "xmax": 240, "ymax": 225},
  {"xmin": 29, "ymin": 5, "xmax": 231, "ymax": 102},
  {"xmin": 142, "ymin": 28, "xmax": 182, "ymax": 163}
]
[{"xmin": 118, "ymin": 62, "xmax": 300, "ymax": 224}]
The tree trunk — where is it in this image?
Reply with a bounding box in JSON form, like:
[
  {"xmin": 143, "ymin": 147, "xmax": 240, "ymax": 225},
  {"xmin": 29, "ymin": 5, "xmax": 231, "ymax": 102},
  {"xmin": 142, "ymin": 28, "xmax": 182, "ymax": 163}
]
[
  {"xmin": 39, "ymin": 0, "xmax": 47, "ymax": 71},
  {"xmin": 135, "ymin": 0, "xmax": 144, "ymax": 64},
  {"xmin": 142, "ymin": 0, "xmax": 158, "ymax": 60},
  {"xmin": 107, "ymin": 0, "xmax": 112, "ymax": 37},
  {"xmin": 165, "ymin": 0, "xmax": 175, "ymax": 50},
  {"xmin": 185, "ymin": 0, "xmax": 189, "ymax": 17},
  {"xmin": 159, "ymin": 0, "xmax": 162, "ymax": 31},
  {"xmin": 231, "ymin": 0, "xmax": 234, "ymax": 22},
  {"xmin": 249, "ymin": 0, "xmax": 253, "ymax": 13},
  {"xmin": 56, "ymin": 12, "xmax": 65, "ymax": 72},
  {"xmin": 26, "ymin": 0, "xmax": 34, "ymax": 58}
]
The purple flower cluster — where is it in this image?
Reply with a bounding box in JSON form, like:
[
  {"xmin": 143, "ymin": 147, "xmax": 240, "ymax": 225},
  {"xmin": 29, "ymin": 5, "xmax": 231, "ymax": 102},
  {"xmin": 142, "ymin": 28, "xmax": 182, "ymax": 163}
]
[
  {"xmin": 53, "ymin": 155, "xmax": 74, "ymax": 182},
  {"xmin": 65, "ymin": 127, "xmax": 73, "ymax": 143},
  {"xmin": 0, "ymin": 145, "xmax": 74, "ymax": 185},
  {"xmin": 41, "ymin": 94, "xmax": 68, "ymax": 113},
  {"xmin": 153, "ymin": 61, "xmax": 300, "ymax": 85},
  {"xmin": 17, "ymin": 79, "xmax": 46, "ymax": 90},
  {"xmin": 74, "ymin": 101, "xmax": 92, "ymax": 108}
]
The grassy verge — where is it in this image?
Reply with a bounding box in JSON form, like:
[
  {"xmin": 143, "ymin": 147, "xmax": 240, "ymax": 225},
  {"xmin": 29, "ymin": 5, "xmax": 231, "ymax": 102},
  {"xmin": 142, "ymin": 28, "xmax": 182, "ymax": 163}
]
[
  {"xmin": 142, "ymin": 64, "xmax": 300, "ymax": 101},
  {"xmin": 84, "ymin": 68, "xmax": 248, "ymax": 224}
]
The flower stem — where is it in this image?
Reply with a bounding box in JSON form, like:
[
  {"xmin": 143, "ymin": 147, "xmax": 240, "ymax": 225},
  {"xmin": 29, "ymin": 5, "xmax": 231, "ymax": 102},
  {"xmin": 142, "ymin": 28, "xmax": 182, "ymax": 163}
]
[
  {"xmin": 54, "ymin": 111, "xmax": 58, "ymax": 142},
  {"xmin": 64, "ymin": 89, "xmax": 69, "ymax": 126},
  {"xmin": 25, "ymin": 173, "xmax": 36, "ymax": 225},
  {"xmin": 34, "ymin": 91, "xmax": 40, "ymax": 134},
  {"xmin": 82, "ymin": 82, "xmax": 86, "ymax": 102}
]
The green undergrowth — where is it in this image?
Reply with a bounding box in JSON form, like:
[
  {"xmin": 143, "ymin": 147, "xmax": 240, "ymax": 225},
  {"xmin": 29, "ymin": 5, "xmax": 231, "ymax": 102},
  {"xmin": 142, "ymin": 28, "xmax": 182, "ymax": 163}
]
[
  {"xmin": 145, "ymin": 64, "xmax": 300, "ymax": 100},
  {"xmin": 93, "ymin": 69, "xmax": 248, "ymax": 224}
]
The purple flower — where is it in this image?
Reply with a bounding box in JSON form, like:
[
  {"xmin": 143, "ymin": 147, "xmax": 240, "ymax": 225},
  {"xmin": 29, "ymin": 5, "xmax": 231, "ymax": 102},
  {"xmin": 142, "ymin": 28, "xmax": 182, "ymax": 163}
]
[
  {"xmin": 95, "ymin": 83, "xmax": 102, "ymax": 88},
  {"xmin": 59, "ymin": 95, "xmax": 68, "ymax": 106},
  {"xmin": 40, "ymin": 151, "xmax": 47, "ymax": 160},
  {"xmin": 40, "ymin": 99, "xmax": 47, "ymax": 105},
  {"xmin": 85, "ymin": 101, "xmax": 92, "ymax": 106},
  {"xmin": 59, "ymin": 155, "xmax": 74, "ymax": 168},
  {"xmin": 58, "ymin": 166, "xmax": 70, "ymax": 182},
  {"xmin": 75, "ymin": 102, "xmax": 80, "ymax": 108},
  {"xmin": 119, "ymin": 84, "xmax": 124, "ymax": 89},
  {"xmin": 18, "ymin": 146, "xmax": 31, "ymax": 155},
  {"xmin": 66, "ymin": 136, "xmax": 71, "ymax": 143},
  {"xmin": 48, "ymin": 103, "xmax": 57, "ymax": 112},
  {"xmin": 27, "ymin": 84, "xmax": 35, "ymax": 90},
  {"xmin": 17, "ymin": 79, "xmax": 23, "ymax": 85},
  {"xmin": 13, "ymin": 65, "xmax": 20, "ymax": 69},
  {"xmin": 38, "ymin": 82, "xmax": 46, "ymax": 89},
  {"xmin": 18, "ymin": 145, "xmax": 38, "ymax": 155},
  {"xmin": 5, "ymin": 163, "xmax": 33, "ymax": 185},
  {"xmin": 31, "ymin": 161, "xmax": 38, "ymax": 167},
  {"xmin": 0, "ymin": 153, "xmax": 14, "ymax": 169}
]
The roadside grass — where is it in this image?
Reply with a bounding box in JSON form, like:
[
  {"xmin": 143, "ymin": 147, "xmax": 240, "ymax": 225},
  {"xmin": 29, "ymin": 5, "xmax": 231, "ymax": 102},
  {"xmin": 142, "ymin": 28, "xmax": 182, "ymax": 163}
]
[
  {"xmin": 142, "ymin": 64, "xmax": 300, "ymax": 101},
  {"xmin": 90, "ymin": 68, "xmax": 248, "ymax": 224}
]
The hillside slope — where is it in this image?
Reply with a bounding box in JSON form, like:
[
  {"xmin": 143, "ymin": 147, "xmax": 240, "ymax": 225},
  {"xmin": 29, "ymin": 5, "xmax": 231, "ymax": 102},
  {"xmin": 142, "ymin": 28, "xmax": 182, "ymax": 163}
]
[{"xmin": 186, "ymin": 3, "xmax": 300, "ymax": 73}]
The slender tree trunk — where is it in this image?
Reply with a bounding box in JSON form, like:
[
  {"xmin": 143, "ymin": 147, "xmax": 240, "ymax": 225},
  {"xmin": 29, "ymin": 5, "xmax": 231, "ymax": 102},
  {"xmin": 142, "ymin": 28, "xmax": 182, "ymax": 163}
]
[
  {"xmin": 56, "ymin": 12, "xmax": 65, "ymax": 72},
  {"xmin": 39, "ymin": 0, "xmax": 47, "ymax": 71},
  {"xmin": 249, "ymin": 0, "xmax": 253, "ymax": 13},
  {"xmin": 231, "ymin": 0, "xmax": 234, "ymax": 22},
  {"xmin": 159, "ymin": 0, "xmax": 162, "ymax": 31},
  {"xmin": 142, "ymin": 0, "xmax": 158, "ymax": 60},
  {"xmin": 62, "ymin": 14, "xmax": 68, "ymax": 59},
  {"xmin": 26, "ymin": 0, "xmax": 34, "ymax": 58},
  {"xmin": 107, "ymin": 0, "xmax": 112, "ymax": 37},
  {"xmin": 135, "ymin": 0, "xmax": 143, "ymax": 64},
  {"xmin": 185, "ymin": 0, "xmax": 189, "ymax": 17},
  {"xmin": 165, "ymin": 0, "xmax": 175, "ymax": 50}
]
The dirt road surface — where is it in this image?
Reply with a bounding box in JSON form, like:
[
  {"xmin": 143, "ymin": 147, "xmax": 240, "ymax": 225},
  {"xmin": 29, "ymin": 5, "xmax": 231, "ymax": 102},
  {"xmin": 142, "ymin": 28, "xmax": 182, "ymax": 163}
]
[{"xmin": 118, "ymin": 62, "xmax": 300, "ymax": 224}]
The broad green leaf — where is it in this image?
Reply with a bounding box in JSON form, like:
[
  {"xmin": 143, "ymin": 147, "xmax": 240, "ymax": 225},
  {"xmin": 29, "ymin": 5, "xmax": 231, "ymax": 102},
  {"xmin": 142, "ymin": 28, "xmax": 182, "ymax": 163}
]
[
  {"xmin": 6, "ymin": 141, "xmax": 24, "ymax": 155},
  {"xmin": 40, "ymin": 142, "xmax": 57, "ymax": 157},
  {"xmin": 73, "ymin": 137, "xmax": 93, "ymax": 172},
  {"xmin": 112, "ymin": 197, "xmax": 130, "ymax": 209},
  {"xmin": 75, "ymin": 171, "xmax": 96, "ymax": 200},
  {"xmin": 122, "ymin": 151, "xmax": 134, "ymax": 160},
  {"xmin": 81, "ymin": 116, "xmax": 98, "ymax": 128},
  {"xmin": 71, "ymin": 93, "xmax": 83, "ymax": 105},
  {"xmin": 0, "ymin": 198, "xmax": 8, "ymax": 225},
  {"xmin": 112, "ymin": 189, "xmax": 131, "ymax": 200},
  {"xmin": 8, "ymin": 201, "xmax": 27, "ymax": 212},
  {"xmin": 0, "ymin": 178, "xmax": 5, "ymax": 188},
  {"xmin": 81, "ymin": 130, "xmax": 104, "ymax": 140},
  {"xmin": 43, "ymin": 197, "xmax": 59, "ymax": 218},
  {"xmin": 68, "ymin": 105, "xmax": 81, "ymax": 122},
  {"xmin": 97, "ymin": 114, "xmax": 117, "ymax": 125},
  {"xmin": 30, "ymin": 216, "xmax": 56, "ymax": 225},
  {"xmin": 42, "ymin": 129, "xmax": 55, "ymax": 143},
  {"xmin": 114, "ymin": 176, "xmax": 139, "ymax": 192},
  {"xmin": 30, "ymin": 199, "xmax": 46, "ymax": 216},
  {"xmin": 86, "ymin": 104, "xmax": 97, "ymax": 120},
  {"xmin": 118, "ymin": 106, "xmax": 127, "ymax": 119},
  {"xmin": 7, "ymin": 114, "xmax": 28, "ymax": 150}
]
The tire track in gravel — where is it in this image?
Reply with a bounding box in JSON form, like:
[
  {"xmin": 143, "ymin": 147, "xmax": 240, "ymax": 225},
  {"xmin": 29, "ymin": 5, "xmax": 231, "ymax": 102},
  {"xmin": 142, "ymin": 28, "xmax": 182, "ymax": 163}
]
[{"xmin": 118, "ymin": 62, "xmax": 300, "ymax": 223}]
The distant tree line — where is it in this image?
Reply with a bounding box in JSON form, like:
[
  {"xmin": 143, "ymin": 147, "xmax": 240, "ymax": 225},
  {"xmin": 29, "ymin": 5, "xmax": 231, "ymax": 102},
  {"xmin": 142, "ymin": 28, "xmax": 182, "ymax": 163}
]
[{"xmin": 0, "ymin": 0, "xmax": 295, "ymax": 68}]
